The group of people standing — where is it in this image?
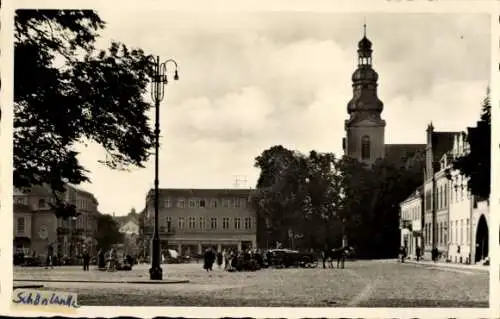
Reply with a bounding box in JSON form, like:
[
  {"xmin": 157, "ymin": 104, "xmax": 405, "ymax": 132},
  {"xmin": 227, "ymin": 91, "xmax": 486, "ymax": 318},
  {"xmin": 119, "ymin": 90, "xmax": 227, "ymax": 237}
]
[{"xmin": 202, "ymin": 247, "xmax": 265, "ymax": 273}]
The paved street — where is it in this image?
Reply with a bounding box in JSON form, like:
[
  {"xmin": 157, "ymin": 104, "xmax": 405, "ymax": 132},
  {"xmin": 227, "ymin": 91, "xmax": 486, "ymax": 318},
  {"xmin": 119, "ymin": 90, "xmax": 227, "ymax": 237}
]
[{"xmin": 13, "ymin": 260, "xmax": 488, "ymax": 307}]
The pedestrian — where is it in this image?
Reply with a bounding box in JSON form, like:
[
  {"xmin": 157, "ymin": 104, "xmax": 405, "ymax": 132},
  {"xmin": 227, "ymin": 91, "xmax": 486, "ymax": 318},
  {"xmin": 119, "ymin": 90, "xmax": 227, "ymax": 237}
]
[
  {"xmin": 203, "ymin": 248, "xmax": 212, "ymax": 273},
  {"xmin": 209, "ymin": 247, "xmax": 216, "ymax": 271},
  {"xmin": 97, "ymin": 249, "xmax": 106, "ymax": 270},
  {"xmin": 82, "ymin": 249, "xmax": 90, "ymax": 271},
  {"xmin": 432, "ymin": 247, "xmax": 438, "ymax": 263},
  {"xmin": 216, "ymin": 251, "xmax": 223, "ymax": 269},
  {"xmin": 416, "ymin": 246, "xmax": 421, "ymax": 262},
  {"xmin": 45, "ymin": 246, "xmax": 54, "ymax": 269}
]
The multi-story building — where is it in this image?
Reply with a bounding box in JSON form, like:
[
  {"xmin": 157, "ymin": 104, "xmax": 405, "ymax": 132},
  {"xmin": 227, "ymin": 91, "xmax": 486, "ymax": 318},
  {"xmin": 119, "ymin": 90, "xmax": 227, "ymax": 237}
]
[
  {"xmin": 13, "ymin": 184, "xmax": 100, "ymax": 260},
  {"xmin": 434, "ymin": 153, "xmax": 451, "ymax": 258},
  {"xmin": 422, "ymin": 123, "xmax": 457, "ymax": 260},
  {"xmin": 448, "ymin": 132, "xmax": 473, "ymax": 264},
  {"xmin": 143, "ymin": 188, "xmax": 257, "ymax": 256},
  {"xmin": 399, "ymin": 186, "xmax": 424, "ymax": 259},
  {"xmin": 403, "ymin": 126, "xmax": 490, "ymax": 264}
]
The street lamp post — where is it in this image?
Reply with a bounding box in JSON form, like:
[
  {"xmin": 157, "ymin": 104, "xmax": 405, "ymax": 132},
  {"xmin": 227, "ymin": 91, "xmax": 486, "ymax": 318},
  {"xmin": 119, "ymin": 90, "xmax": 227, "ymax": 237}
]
[
  {"xmin": 69, "ymin": 216, "xmax": 77, "ymax": 258},
  {"xmin": 148, "ymin": 56, "xmax": 179, "ymax": 280}
]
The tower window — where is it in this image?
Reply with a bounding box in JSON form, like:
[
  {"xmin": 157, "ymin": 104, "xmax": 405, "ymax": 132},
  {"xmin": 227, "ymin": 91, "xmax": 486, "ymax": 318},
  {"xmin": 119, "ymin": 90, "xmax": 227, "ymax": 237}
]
[{"xmin": 361, "ymin": 135, "xmax": 370, "ymax": 160}]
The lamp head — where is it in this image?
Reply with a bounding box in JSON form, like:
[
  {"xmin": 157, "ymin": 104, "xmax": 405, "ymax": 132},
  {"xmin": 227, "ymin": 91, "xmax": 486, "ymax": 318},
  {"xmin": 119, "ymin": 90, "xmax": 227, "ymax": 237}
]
[{"xmin": 174, "ymin": 69, "xmax": 179, "ymax": 81}]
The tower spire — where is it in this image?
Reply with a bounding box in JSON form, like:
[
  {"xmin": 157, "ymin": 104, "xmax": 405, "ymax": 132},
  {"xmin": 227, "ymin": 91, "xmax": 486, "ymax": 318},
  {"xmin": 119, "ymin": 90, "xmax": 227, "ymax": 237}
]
[{"xmin": 363, "ymin": 18, "xmax": 367, "ymax": 37}]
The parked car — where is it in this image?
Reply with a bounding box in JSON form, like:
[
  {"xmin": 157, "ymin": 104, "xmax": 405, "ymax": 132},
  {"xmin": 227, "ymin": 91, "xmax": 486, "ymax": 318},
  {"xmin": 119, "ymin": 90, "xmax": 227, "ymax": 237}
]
[
  {"xmin": 230, "ymin": 253, "xmax": 261, "ymax": 271},
  {"xmin": 267, "ymin": 249, "xmax": 318, "ymax": 268}
]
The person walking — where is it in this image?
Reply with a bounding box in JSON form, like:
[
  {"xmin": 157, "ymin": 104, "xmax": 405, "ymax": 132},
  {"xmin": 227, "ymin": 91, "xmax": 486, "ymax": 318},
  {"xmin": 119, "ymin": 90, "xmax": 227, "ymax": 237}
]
[
  {"xmin": 203, "ymin": 248, "xmax": 212, "ymax": 273},
  {"xmin": 216, "ymin": 251, "xmax": 223, "ymax": 270},
  {"xmin": 45, "ymin": 246, "xmax": 54, "ymax": 269},
  {"xmin": 416, "ymin": 246, "xmax": 421, "ymax": 262},
  {"xmin": 82, "ymin": 249, "xmax": 90, "ymax": 271}
]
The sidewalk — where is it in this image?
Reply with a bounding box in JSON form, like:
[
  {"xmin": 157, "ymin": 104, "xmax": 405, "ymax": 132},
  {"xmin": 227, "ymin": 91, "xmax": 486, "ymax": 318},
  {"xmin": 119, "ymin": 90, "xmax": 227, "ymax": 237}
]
[
  {"xmin": 13, "ymin": 264, "xmax": 191, "ymax": 284},
  {"xmin": 402, "ymin": 259, "xmax": 489, "ymax": 272}
]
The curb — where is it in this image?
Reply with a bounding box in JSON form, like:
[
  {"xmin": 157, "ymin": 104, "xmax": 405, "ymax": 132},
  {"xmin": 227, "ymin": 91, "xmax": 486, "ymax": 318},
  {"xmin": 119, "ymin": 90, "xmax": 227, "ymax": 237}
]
[
  {"xmin": 403, "ymin": 260, "xmax": 488, "ymax": 272},
  {"xmin": 14, "ymin": 279, "xmax": 190, "ymax": 284}
]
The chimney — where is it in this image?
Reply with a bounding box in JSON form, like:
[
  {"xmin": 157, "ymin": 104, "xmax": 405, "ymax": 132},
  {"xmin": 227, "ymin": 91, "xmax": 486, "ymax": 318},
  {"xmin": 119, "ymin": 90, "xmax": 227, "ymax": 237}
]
[{"xmin": 425, "ymin": 122, "xmax": 434, "ymax": 179}]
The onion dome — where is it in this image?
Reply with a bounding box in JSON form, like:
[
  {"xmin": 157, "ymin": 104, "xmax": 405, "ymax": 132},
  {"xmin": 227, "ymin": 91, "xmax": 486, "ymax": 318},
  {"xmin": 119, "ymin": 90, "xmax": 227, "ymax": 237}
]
[{"xmin": 352, "ymin": 67, "xmax": 378, "ymax": 82}]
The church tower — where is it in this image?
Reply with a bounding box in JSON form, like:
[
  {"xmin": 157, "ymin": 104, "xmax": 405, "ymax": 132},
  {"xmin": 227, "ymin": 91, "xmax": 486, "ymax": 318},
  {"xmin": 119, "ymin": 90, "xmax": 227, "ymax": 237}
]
[{"xmin": 343, "ymin": 25, "xmax": 386, "ymax": 165}]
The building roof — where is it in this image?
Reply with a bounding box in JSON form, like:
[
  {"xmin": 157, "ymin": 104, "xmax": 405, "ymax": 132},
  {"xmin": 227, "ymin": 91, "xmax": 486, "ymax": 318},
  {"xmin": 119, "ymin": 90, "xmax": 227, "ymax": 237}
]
[
  {"xmin": 113, "ymin": 214, "xmax": 139, "ymax": 228},
  {"xmin": 148, "ymin": 188, "xmax": 254, "ymax": 199},
  {"xmin": 400, "ymin": 185, "xmax": 424, "ymax": 205},
  {"xmin": 432, "ymin": 132, "xmax": 458, "ymax": 163},
  {"xmin": 384, "ymin": 144, "xmax": 426, "ymax": 165}
]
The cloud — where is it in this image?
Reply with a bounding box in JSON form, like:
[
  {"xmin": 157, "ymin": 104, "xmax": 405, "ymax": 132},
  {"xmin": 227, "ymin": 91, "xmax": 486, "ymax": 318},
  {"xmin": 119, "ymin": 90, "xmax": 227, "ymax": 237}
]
[{"xmin": 76, "ymin": 11, "xmax": 490, "ymax": 215}]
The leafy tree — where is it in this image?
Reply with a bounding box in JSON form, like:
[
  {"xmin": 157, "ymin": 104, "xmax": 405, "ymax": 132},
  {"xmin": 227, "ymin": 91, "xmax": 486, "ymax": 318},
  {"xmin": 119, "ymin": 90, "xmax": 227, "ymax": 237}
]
[
  {"xmin": 337, "ymin": 156, "xmax": 423, "ymax": 258},
  {"xmin": 95, "ymin": 214, "xmax": 124, "ymax": 251},
  {"xmin": 252, "ymin": 145, "xmax": 310, "ymax": 248},
  {"xmin": 301, "ymin": 151, "xmax": 345, "ymax": 249},
  {"xmin": 14, "ymin": 10, "xmax": 155, "ymax": 217},
  {"xmin": 453, "ymin": 87, "xmax": 491, "ymax": 200},
  {"xmin": 252, "ymin": 146, "xmax": 347, "ymax": 250}
]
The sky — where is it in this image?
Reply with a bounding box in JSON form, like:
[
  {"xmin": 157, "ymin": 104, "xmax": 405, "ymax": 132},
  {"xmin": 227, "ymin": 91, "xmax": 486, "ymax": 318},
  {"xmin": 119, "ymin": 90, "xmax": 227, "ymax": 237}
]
[{"xmin": 72, "ymin": 10, "xmax": 490, "ymax": 216}]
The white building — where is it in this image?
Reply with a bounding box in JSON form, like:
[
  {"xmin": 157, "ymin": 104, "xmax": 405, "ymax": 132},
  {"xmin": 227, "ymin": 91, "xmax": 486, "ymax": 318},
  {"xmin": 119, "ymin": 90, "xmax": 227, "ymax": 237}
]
[
  {"xmin": 448, "ymin": 132, "xmax": 473, "ymax": 264},
  {"xmin": 399, "ymin": 186, "xmax": 424, "ymax": 259},
  {"xmin": 403, "ymin": 129, "xmax": 490, "ymax": 264}
]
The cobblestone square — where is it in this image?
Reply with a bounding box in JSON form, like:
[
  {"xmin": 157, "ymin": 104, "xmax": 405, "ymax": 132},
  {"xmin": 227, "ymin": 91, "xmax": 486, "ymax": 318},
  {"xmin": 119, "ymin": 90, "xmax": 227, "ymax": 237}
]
[{"xmin": 13, "ymin": 260, "xmax": 488, "ymax": 307}]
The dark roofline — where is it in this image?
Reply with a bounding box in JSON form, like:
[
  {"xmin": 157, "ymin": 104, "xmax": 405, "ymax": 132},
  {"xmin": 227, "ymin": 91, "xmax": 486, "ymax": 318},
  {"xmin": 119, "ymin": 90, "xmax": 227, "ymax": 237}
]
[
  {"xmin": 147, "ymin": 188, "xmax": 254, "ymax": 194},
  {"xmin": 400, "ymin": 185, "xmax": 424, "ymax": 204}
]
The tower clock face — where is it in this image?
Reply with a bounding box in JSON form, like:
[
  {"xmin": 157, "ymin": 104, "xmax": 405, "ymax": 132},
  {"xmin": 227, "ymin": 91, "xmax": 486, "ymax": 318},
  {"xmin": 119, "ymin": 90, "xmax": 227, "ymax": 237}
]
[{"xmin": 39, "ymin": 226, "xmax": 48, "ymax": 240}]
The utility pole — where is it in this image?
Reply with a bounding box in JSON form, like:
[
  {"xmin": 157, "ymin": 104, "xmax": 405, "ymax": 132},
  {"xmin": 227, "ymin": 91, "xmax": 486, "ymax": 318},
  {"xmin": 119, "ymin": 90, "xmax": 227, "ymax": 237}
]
[{"xmin": 233, "ymin": 175, "xmax": 248, "ymax": 188}]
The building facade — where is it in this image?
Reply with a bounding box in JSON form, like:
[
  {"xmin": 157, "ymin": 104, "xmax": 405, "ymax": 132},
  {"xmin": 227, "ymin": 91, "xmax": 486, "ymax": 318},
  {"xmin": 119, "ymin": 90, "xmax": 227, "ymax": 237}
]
[
  {"xmin": 422, "ymin": 124, "xmax": 457, "ymax": 260},
  {"xmin": 399, "ymin": 186, "xmax": 424, "ymax": 259},
  {"xmin": 13, "ymin": 184, "xmax": 100, "ymax": 260},
  {"xmin": 434, "ymin": 155, "xmax": 450, "ymax": 258},
  {"xmin": 143, "ymin": 189, "xmax": 257, "ymax": 256},
  {"xmin": 405, "ymin": 126, "xmax": 490, "ymax": 264}
]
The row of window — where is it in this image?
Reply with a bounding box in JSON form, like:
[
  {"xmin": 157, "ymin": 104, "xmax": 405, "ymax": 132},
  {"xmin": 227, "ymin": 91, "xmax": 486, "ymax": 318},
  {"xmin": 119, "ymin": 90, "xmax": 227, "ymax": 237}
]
[
  {"xmin": 57, "ymin": 215, "xmax": 95, "ymax": 231},
  {"xmin": 15, "ymin": 215, "xmax": 96, "ymax": 237},
  {"xmin": 14, "ymin": 195, "xmax": 96, "ymax": 213},
  {"xmin": 160, "ymin": 216, "xmax": 254, "ymax": 231},
  {"xmin": 424, "ymin": 182, "xmax": 470, "ymax": 212},
  {"xmin": 401, "ymin": 205, "xmax": 421, "ymax": 222},
  {"xmin": 423, "ymin": 218, "xmax": 470, "ymax": 246},
  {"xmin": 163, "ymin": 197, "xmax": 248, "ymax": 209}
]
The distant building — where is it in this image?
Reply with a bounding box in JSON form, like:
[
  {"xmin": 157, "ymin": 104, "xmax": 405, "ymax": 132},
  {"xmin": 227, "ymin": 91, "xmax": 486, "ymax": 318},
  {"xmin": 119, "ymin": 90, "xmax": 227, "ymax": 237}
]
[
  {"xmin": 399, "ymin": 186, "xmax": 423, "ymax": 259},
  {"xmin": 142, "ymin": 188, "xmax": 257, "ymax": 256},
  {"xmin": 13, "ymin": 184, "xmax": 100, "ymax": 259},
  {"xmin": 343, "ymin": 25, "xmax": 426, "ymax": 166},
  {"xmin": 114, "ymin": 214, "xmax": 140, "ymax": 256}
]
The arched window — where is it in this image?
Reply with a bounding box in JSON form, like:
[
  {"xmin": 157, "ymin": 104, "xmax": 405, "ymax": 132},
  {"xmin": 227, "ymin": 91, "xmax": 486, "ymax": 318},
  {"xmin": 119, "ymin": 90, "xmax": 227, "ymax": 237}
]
[{"xmin": 361, "ymin": 135, "xmax": 370, "ymax": 160}]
